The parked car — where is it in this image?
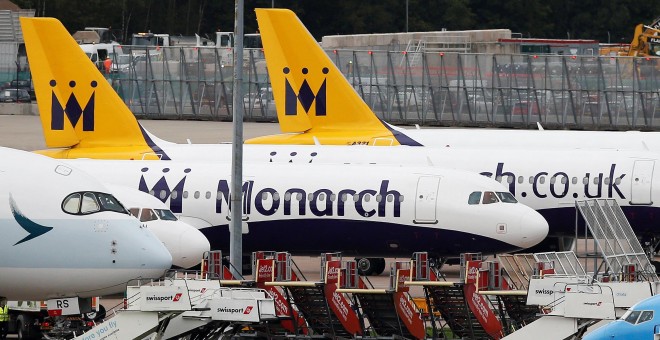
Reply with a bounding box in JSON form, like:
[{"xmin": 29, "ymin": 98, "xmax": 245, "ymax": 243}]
[
  {"xmin": 8, "ymin": 79, "xmax": 35, "ymax": 101},
  {"xmin": 0, "ymin": 88, "xmax": 31, "ymax": 103}
]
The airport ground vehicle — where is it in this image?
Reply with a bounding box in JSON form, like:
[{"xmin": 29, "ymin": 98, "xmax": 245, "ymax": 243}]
[
  {"xmin": 0, "ymin": 88, "xmax": 31, "ymax": 103},
  {"xmin": 6, "ymin": 298, "xmax": 104, "ymax": 339}
]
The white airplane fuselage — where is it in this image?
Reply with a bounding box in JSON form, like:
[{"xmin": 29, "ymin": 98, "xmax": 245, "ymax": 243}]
[
  {"xmin": 0, "ymin": 147, "xmax": 172, "ymax": 301},
  {"xmin": 124, "ymin": 140, "xmax": 660, "ymax": 241},
  {"xmin": 66, "ymin": 159, "xmax": 548, "ymax": 258}
]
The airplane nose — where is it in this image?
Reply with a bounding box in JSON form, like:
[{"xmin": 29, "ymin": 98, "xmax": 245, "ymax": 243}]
[
  {"xmin": 518, "ymin": 210, "xmax": 549, "ymax": 249},
  {"xmin": 142, "ymin": 233, "xmax": 173, "ymax": 273},
  {"xmin": 176, "ymin": 222, "xmax": 211, "ymax": 269}
]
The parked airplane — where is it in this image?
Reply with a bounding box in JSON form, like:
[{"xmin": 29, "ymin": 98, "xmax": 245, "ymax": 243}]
[
  {"xmin": 245, "ymin": 9, "xmax": 660, "ymax": 150},
  {"xmin": 106, "ymin": 184, "xmax": 210, "ymax": 269},
  {"xmin": 0, "ymin": 147, "xmax": 172, "ymax": 301},
  {"xmin": 62, "ymin": 159, "xmax": 548, "ymax": 275},
  {"xmin": 19, "ymin": 16, "xmax": 658, "ymax": 258},
  {"xmin": 583, "ymin": 293, "xmax": 660, "ymax": 339}
]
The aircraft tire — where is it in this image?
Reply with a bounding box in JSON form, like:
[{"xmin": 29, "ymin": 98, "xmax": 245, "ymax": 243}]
[
  {"xmin": 373, "ymin": 258, "xmax": 386, "ymax": 275},
  {"xmin": 357, "ymin": 257, "xmax": 386, "ymax": 276},
  {"xmin": 356, "ymin": 257, "xmax": 375, "ymax": 276},
  {"xmin": 84, "ymin": 304, "xmax": 107, "ymax": 322}
]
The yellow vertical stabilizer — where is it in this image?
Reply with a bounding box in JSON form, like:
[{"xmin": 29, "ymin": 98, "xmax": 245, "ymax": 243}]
[
  {"xmin": 21, "ymin": 17, "xmax": 151, "ymax": 151},
  {"xmin": 248, "ymin": 9, "xmax": 420, "ymax": 146}
]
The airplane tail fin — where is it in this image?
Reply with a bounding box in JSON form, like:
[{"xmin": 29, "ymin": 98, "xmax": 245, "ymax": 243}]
[
  {"xmin": 253, "ymin": 9, "xmax": 418, "ymax": 145},
  {"xmin": 21, "ymin": 17, "xmax": 153, "ymax": 151}
]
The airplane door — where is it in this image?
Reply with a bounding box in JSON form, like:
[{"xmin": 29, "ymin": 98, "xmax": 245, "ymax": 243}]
[
  {"xmin": 415, "ymin": 176, "xmax": 440, "ymax": 224},
  {"xmin": 630, "ymin": 160, "xmax": 654, "ymax": 205}
]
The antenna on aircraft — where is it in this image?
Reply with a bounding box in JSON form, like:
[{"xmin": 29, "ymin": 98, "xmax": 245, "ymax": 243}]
[{"xmin": 536, "ymin": 122, "xmax": 545, "ymax": 131}]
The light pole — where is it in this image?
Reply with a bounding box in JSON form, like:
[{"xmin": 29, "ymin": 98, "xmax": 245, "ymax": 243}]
[{"xmin": 405, "ymin": 0, "xmax": 409, "ymax": 33}]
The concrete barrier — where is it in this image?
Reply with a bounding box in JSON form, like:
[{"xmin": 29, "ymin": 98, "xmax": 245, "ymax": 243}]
[{"xmin": 0, "ymin": 102, "xmax": 38, "ymax": 115}]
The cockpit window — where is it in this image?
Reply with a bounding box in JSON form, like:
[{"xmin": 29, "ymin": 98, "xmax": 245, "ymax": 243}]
[
  {"xmin": 62, "ymin": 192, "xmax": 129, "ymax": 215},
  {"xmin": 623, "ymin": 310, "xmax": 641, "ymax": 324},
  {"xmin": 139, "ymin": 209, "xmax": 158, "ymax": 222},
  {"xmin": 97, "ymin": 193, "xmax": 127, "ymax": 213},
  {"xmin": 637, "ymin": 310, "xmax": 654, "ymax": 324},
  {"xmin": 129, "ymin": 207, "xmax": 140, "ymax": 217},
  {"xmin": 81, "ymin": 193, "xmax": 100, "ymax": 214},
  {"xmin": 496, "ymin": 192, "xmax": 518, "ymax": 203},
  {"xmin": 468, "ymin": 192, "xmax": 482, "ymax": 205},
  {"xmin": 154, "ymin": 209, "xmax": 178, "ymax": 221},
  {"xmin": 482, "ymin": 191, "xmax": 499, "ymax": 204}
]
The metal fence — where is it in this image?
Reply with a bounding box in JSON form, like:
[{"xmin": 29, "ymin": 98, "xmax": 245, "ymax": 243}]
[{"xmin": 106, "ymin": 45, "xmax": 660, "ymax": 130}]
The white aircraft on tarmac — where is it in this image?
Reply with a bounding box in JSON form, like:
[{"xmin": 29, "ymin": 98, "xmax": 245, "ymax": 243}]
[
  {"xmin": 0, "ymin": 147, "xmax": 172, "ymax": 301},
  {"xmin": 107, "ymin": 184, "xmax": 210, "ymax": 269}
]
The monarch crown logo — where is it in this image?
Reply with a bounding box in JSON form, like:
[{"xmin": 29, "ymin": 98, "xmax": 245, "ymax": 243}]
[
  {"xmin": 284, "ymin": 67, "xmax": 328, "ymax": 116},
  {"xmin": 50, "ymin": 79, "xmax": 96, "ymax": 131}
]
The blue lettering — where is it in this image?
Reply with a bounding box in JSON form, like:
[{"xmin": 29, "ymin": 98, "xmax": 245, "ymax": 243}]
[
  {"xmin": 532, "ymin": 172, "xmax": 548, "ymax": 198},
  {"xmin": 337, "ymin": 189, "xmax": 356, "ymax": 216},
  {"xmin": 550, "ymin": 172, "xmax": 569, "ymax": 198},
  {"xmin": 608, "ymin": 164, "xmax": 626, "ymax": 199},
  {"xmin": 378, "ymin": 180, "xmax": 402, "ymax": 217},
  {"xmin": 355, "ymin": 189, "xmax": 377, "ymax": 217},
  {"xmin": 284, "ymin": 188, "xmax": 306, "ymax": 215},
  {"xmin": 254, "ymin": 188, "xmax": 279, "ymax": 216},
  {"xmin": 584, "ymin": 173, "xmax": 603, "ymax": 198},
  {"xmin": 310, "ymin": 189, "xmax": 333, "ymax": 216}
]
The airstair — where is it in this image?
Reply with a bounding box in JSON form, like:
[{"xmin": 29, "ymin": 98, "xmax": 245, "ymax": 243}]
[
  {"xmin": 264, "ymin": 252, "xmax": 362, "ymax": 339},
  {"xmin": 406, "ymin": 253, "xmax": 504, "ymax": 339},
  {"xmin": 337, "ymin": 255, "xmax": 428, "ymax": 339},
  {"xmin": 575, "ymin": 199, "xmax": 659, "ymax": 281}
]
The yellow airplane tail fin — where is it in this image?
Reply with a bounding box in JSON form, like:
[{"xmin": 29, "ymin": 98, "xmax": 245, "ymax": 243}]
[
  {"xmin": 21, "ymin": 17, "xmax": 168, "ymax": 157},
  {"xmin": 252, "ymin": 9, "xmax": 420, "ymax": 146}
]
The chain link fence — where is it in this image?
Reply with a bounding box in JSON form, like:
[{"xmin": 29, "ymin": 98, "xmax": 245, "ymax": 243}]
[{"xmin": 106, "ymin": 45, "xmax": 660, "ymax": 130}]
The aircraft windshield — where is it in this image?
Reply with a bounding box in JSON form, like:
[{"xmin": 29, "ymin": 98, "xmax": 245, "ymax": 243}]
[
  {"xmin": 154, "ymin": 209, "xmax": 178, "ymax": 221},
  {"xmin": 496, "ymin": 192, "xmax": 518, "ymax": 203},
  {"xmin": 62, "ymin": 192, "xmax": 129, "ymax": 215},
  {"xmin": 621, "ymin": 309, "xmax": 654, "ymax": 324}
]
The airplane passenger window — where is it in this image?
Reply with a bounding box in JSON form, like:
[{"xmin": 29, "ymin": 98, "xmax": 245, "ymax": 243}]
[
  {"xmin": 194, "ymin": 191, "xmax": 200, "ymax": 199},
  {"xmin": 593, "ymin": 177, "xmax": 599, "ymax": 185},
  {"xmin": 539, "ymin": 176, "xmax": 546, "ymax": 184},
  {"xmin": 81, "ymin": 192, "xmax": 100, "ymax": 214},
  {"xmin": 550, "ymin": 177, "xmax": 556, "ymax": 184},
  {"xmin": 140, "ymin": 209, "xmax": 158, "ymax": 222},
  {"xmin": 160, "ymin": 190, "xmax": 167, "ymax": 200},
  {"xmin": 183, "ymin": 191, "xmax": 189, "ymax": 199},
  {"xmin": 172, "ymin": 190, "xmax": 178, "ymax": 199},
  {"xmin": 296, "ymin": 193, "xmax": 303, "ymax": 201},
  {"xmin": 518, "ymin": 176, "xmax": 524, "ymax": 184},
  {"xmin": 262, "ymin": 192, "xmax": 269, "ymax": 200},
  {"xmin": 364, "ymin": 194, "xmax": 371, "ymax": 202},
  {"xmin": 376, "ymin": 194, "xmax": 382, "ymax": 202},
  {"xmin": 495, "ymin": 176, "xmax": 502, "ymax": 182},
  {"xmin": 399, "ymin": 195, "xmax": 404, "ymax": 202},
  {"xmin": 206, "ymin": 191, "xmax": 211, "ymax": 199},
  {"xmin": 623, "ymin": 310, "xmax": 641, "ymax": 324},
  {"xmin": 318, "ymin": 193, "xmax": 325, "ymax": 201},
  {"xmin": 154, "ymin": 209, "xmax": 178, "ymax": 221},
  {"xmin": 97, "ymin": 193, "xmax": 128, "ymax": 213},
  {"xmin": 307, "ymin": 193, "xmax": 314, "ymax": 201},
  {"xmin": 149, "ymin": 190, "xmax": 155, "ymax": 196},
  {"xmin": 572, "ymin": 177, "xmax": 578, "ymax": 184},
  {"xmin": 284, "ymin": 192, "xmax": 291, "ymax": 201},
  {"xmin": 604, "ymin": 177, "xmax": 610, "ymax": 185},
  {"xmin": 583, "ymin": 177, "xmax": 588, "ymax": 185},
  {"xmin": 615, "ymin": 178, "xmax": 621, "ymax": 185},
  {"xmin": 482, "ymin": 191, "xmax": 499, "ymax": 204},
  {"xmin": 341, "ymin": 194, "xmax": 348, "ymax": 202},
  {"xmin": 330, "ymin": 194, "xmax": 336, "ymax": 202},
  {"xmin": 528, "ymin": 176, "xmax": 534, "ymax": 184},
  {"xmin": 63, "ymin": 193, "xmax": 82, "ymax": 214},
  {"xmin": 507, "ymin": 176, "xmax": 514, "ymax": 184},
  {"xmin": 273, "ymin": 192, "xmax": 280, "ymax": 201},
  {"xmin": 560, "ymin": 177, "xmax": 567, "ymax": 184},
  {"xmin": 468, "ymin": 192, "xmax": 481, "ymax": 205},
  {"xmin": 353, "ymin": 194, "xmax": 359, "ymax": 202},
  {"xmin": 387, "ymin": 195, "xmax": 393, "ymax": 202},
  {"xmin": 638, "ymin": 311, "xmax": 654, "ymax": 324},
  {"xmin": 496, "ymin": 192, "xmax": 518, "ymax": 203}
]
